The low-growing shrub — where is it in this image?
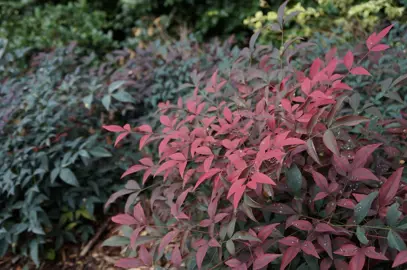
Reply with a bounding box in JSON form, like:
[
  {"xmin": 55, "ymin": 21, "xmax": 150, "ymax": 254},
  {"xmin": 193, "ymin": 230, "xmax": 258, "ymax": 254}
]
[
  {"xmin": 104, "ymin": 7, "xmax": 406, "ymax": 270},
  {"xmin": 0, "ymin": 34, "xmax": 237, "ymax": 266}
]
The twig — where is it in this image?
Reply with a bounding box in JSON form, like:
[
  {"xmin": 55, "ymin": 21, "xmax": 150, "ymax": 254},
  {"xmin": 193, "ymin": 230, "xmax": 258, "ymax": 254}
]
[{"xmin": 80, "ymin": 219, "xmax": 110, "ymax": 257}]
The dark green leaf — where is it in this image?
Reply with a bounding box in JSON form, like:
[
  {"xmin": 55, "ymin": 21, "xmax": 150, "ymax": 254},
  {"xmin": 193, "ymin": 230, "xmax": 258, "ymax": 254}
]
[
  {"xmin": 112, "ymin": 90, "xmax": 134, "ymax": 103},
  {"xmin": 89, "ymin": 147, "xmax": 112, "ymax": 158},
  {"xmin": 102, "ymin": 236, "xmax": 130, "ymax": 247},
  {"xmin": 356, "ymin": 226, "xmax": 368, "ymax": 245},
  {"xmin": 59, "ymin": 168, "xmax": 79, "ymax": 187},
  {"xmin": 387, "ymin": 230, "xmax": 407, "ymax": 251},
  {"xmin": 226, "ymin": 240, "xmax": 235, "ymax": 255},
  {"xmin": 354, "ymin": 191, "xmax": 378, "ymax": 224},
  {"xmin": 286, "ymin": 164, "xmax": 302, "ymax": 195},
  {"xmin": 386, "ymin": 203, "xmax": 401, "ymax": 227},
  {"xmin": 29, "ymin": 240, "xmax": 39, "ymax": 267}
]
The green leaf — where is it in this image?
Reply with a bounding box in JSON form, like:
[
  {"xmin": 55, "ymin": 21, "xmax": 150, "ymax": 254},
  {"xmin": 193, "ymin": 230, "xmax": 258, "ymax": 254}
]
[
  {"xmin": 50, "ymin": 167, "xmax": 60, "ymax": 184},
  {"xmin": 386, "ymin": 202, "xmax": 401, "ymax": 227},
  {"xmin": 231, "ymin": 231, "xmax": 261, "ymax": 242},
  {"xmin": 286, "ymin": 164, "xmax": 302, "ymax": 195},
  {"xmin": 102, "ymin": 95, "xmax": 111, "ymax": 110},
  {"xmin": 387, "ymin": 230, "xmax": 407, "ymax": 251},
  {"xmin": 46, "ymin": 249, "xmax": 56, "ymax": 260},
  {"xmin": 59, "ymin": 168, "xmax": 79, "ymax": 187},
  {"xmin": 102, "ymin": 236, "xmax": 130, "ymax": 247},
  {"xmin": 0, "ymin": 239, "xmax": 8, "ymax": 257},
  {"xmin": 227, "ymin": 217, "xmax": 236, "ymax": 238},
  {"xmin": 89, "ymin": 146, "xmax": 112, "ymax": 158},
  {"xmin": 354, "ymin": 191, "xmax": 378, "ymax": 224},
  {"xmin": 108, "ymin": 80, "xmax": 126, "ymax": 93},
  {"xmin": 112, "ymin": 90, "xmax": 134, "ymax": 103},
  {"xmin": 82, "ymin": 94, "xmax": 93, "ymax": 109},
  {"xmin": 356, "ymin": 226, "xmax": 369, "ymax": 245},
  {"xmin": 226, "ymin": 240, "xmax": 235, "ymax": 255},
  {"xmin": 29, "ymin": 239, "xmax": 39, "ymax": 267}
]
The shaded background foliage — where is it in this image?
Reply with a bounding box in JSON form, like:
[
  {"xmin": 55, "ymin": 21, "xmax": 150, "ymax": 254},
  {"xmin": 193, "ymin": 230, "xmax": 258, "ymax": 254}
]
[{"xmin": 0, "ymin": 0, "xmax": 407, "ymax": 268}]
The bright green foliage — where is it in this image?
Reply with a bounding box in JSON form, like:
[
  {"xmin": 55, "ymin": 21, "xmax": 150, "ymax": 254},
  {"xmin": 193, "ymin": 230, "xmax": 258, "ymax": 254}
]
[
  {"xmin": 0, "ymin": 1, "xmax": 114, "ymax": 51},
  {"xmin": 245, "ymin": 0, "xmax": 406, "ymax": 43}
]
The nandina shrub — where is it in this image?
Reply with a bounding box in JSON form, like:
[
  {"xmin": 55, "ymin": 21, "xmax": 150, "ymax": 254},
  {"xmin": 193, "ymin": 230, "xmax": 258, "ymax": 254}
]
[{"xmin": 104, "ymin": 11, "xmax": 406, "ymax": 270}]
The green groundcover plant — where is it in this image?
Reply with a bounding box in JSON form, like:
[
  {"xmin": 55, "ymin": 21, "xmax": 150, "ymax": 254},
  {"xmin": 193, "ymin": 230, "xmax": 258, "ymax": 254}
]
[{"xmin": 104, "ymin": 4, "xmax": 406, "ymax": 269}]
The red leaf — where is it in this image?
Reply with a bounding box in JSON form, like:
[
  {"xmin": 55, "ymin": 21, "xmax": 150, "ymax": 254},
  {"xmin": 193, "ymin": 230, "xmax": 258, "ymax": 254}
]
[
  {"xmin": 194, "ymin": 169, "xmax": 221, "ymax": 190},
  {"xmin": 139, "ymin": 245, "xmax": 152, "ymax": 266},
  {"xmin": 133, "ymin": 203, "xmax": 146, "ymax": 224},
  {"xmin": 225, "ymin": 259, "xmax": 242, "ymax": 268},
  {"xmin": 139, "ymin": 134, "xmax": 151, "ymax": 150},
  {"xmin": 279, "ymin": 138, "xmax": 306, "ymax": 146},
  {"xmin": 350, "ymin": 67, "xmax": 370, "ymax": 76},
  {"xmin": 121, "ymin": 164, "xmax": 148, "ymax": 178},
  {"xmin": 222, "ymin": 139, "xmax": 239, "ymax": 150},
  {"xmin": 312, "ymin": 171, "xmax": 329, "ymax": 190},
  {"xmin": 320, "ymin": 258, "xmax": 332, "ymax": 270},
  {"xmin": 333, "ymin": 155, "xmax": 350, "ymax": 176},
  {"xmin": 139, "ymin": 158, "xmax": 154, "ymax": 167},
  {"xmin": 280, "ymin": 246, "xmax": 300, "ymax": 270},
  {"xmin": 223, "ymin": 106, "xmax": 233, "ymax": 123},
  {"xmin": 154, "ymin": 160, "xmax": 178, "ymax": 177},
  {"xmin": 159, "ymin": 230, "xmax": 178, "ymax": 254},
  {"xmin": 349, "ymin": 251, "xmax": 366, "ymax": 270},
  {"xmin": 253, "ymin": 254, "xmax": 281, "ymax": 270},
  {"xmin": 130, "ymin": 227, "xmax": 144, "ymax": 249},
  {"xmin": 171, "ymin": 246, "xmax": 182, "ymax": 266},
  {"xmin": 115, "ymin": 258, "xmax": 144, "ymax": 268},
  {"xmin": 301, "ymin": 78, "xmax": 311, "ymax": 95},
  {"xmin": 318, "ymin": 234, "xmax": 333, "ymax": 259},
  {"xmin": 337, "ymin": 199, "xmax": 356, "ymax": 209},
  {"xmin": 392, "ymin": 250, "xmax": 407, "ymax": 268},
  {"xmin": 178, "ymin": 161, "xmax": 187, "ymax": 179},
  {"xmin": 314, "ymin": 192, "xmax": 329, "ymax": 201},
  {"xmin": 323, "ymin": 129, "xmax": 340, "ymax": 156},
  {"xmin": 379, "ymin": 167, "xmax": 403, "ymax": 206},
  {"xmin": 279, "ymin": 236, "xmax": 300, "ymax": 247},
  {"xmin": 309, "ymin": 58, "xmax": 322, "ymax": 79},
  {"xmin": 344, "ymin": 50, "xmax": 354, "ymax": 70},
  {"xmin": 137, "ymin": 124, "xmax": 152, "ymax": 133},
  {"xmin": 214, "ymin": 213, "xmax": 229, "ymax": 223},
  {"xmin": 204, "ymin": 156, "xmax": 214, "ymax": 172},
  {"xmin": 352, "ymin": 143, "xmax": 381, "ymax": 169},
  {"xmin": 332, "ymin": 115, "xmax": 369, "ymax": 128},
  {"xmin": 258, "ymin": 223, "xmax": 280, "ymax": 242},
  {"xmin": 114, "ymin": 132, "xmax": 129, "ymax": 147},
  {"xmin": 169, "ymin": 153, "xmax": 186, "ymax": 161},
  {"xmin": 160, "ymin": 115, "xmax": 172, "ymax": 126},
  {"xmin": 252, "ymin": 172, "xmax": 276, "ymax": 185},
  {"xmin": 111, "ymin": 214, "xmax": 137, "ymax": 225},
  {"xmin": 350, "ymin": 168, "xmax": 379, "ymax": 181},
  {"xmin": 334, "ymin": 244, "xmax": 359, "ymax": 257},
  {"xmin": 176, "ymin": 187, "xmax": 192, "ymax": 208},
  {"xmin": 375, "ymin": 24, "xmax": 394, "ymax": 43},
  {"xmin": 196, "ymin": 244, "xmax": 209, "ymax": 270},
  {"xmin": 301, "ymin": 241, "xmax": 320, "ymax": 258},
  {"xmin": 195, "ymin": 146, "xmax": 213, "ymax": 155},
  {"xmin": 315, "ymin": 223, "xmax": 336, "ymax": 233},
  {"xmin": 232, "ymin": 184, "xmax": 246, "ymax": 209},
  {"xmin": 208, "ymin": 238, "xmax": 221, "ymax": 247},
  {"xmin": 371, "ymin": 44, "xmax": 390, "ymax": 52},
  {"xmin": 363, "ymin": 247, "xmax": 388, "ymax": 260},
  {"xmin": 102, "ymin": 125, "xmax": 125, "ymax": 132},
  {"xmin": 199, "ymin": 219, "xmax": 212, "ymax": 227},
  {"xmin": 291, "ymin": 220, "xmax": 313, "ymax": 231}
]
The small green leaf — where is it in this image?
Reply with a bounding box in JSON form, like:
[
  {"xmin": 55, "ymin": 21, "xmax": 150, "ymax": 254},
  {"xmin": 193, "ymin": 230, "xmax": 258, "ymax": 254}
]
[
  {"xmin": 356, "ymin": 226, "xmax": 369, "ymax": 245},
  {"xmin": 226, "ymin": 240, "xmax": 235, "ymax": 255},
  {"xmin": 102, "ymin": 95, "xmax": 111, "ymax": 110},
  {"xmin": 108, "ymin": 80, "xmax": 126, "ymax": 93},
  {"xmin": 112, "ymin": 90, "xmax": 134, "ymax": 103},
  {"xmin": 29, "ymin": 240, "xmax": 39, "ymax": 267},
  {"xmin": 386, "ymin": 202, "xmax": 401, "ymax": 227},
  {"xmin": 227, "ymin": 217, "xmax": 236, "ymax": 238},
  {"xmin": 82, "ymin": 94, "xmax": 93, "ymax": 109},
  {"xmin": 102, "ymin": 236, "xmax": 130, "ymax": 247},
  {"xmin": 387, "ymin": 230, "xmax": 407, "ymax": 251},
  {"xmin": 89, "ymin": 146, "xmax": 112, "ymax": 158},
  {"xmin": 46, "ymin": 249, "xmax": 56, "ymax": 260},
  {"xmin": 354, "ymin": 191, "xmax": 378, "ymax": 224},
  {"xmin": 59, "ymin": 168, "xmax": 79, "ymax": 187},
  {"xmin": 286, "ymin": 164, "xmax": 302, "ymax": 195},
  {"xmin": 231, "ymin": 231, "xmax": 261, "ymax": 242},
  {"xmin": 50, "ymin": 167, "xmax": 60, "ymax": 184}
]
